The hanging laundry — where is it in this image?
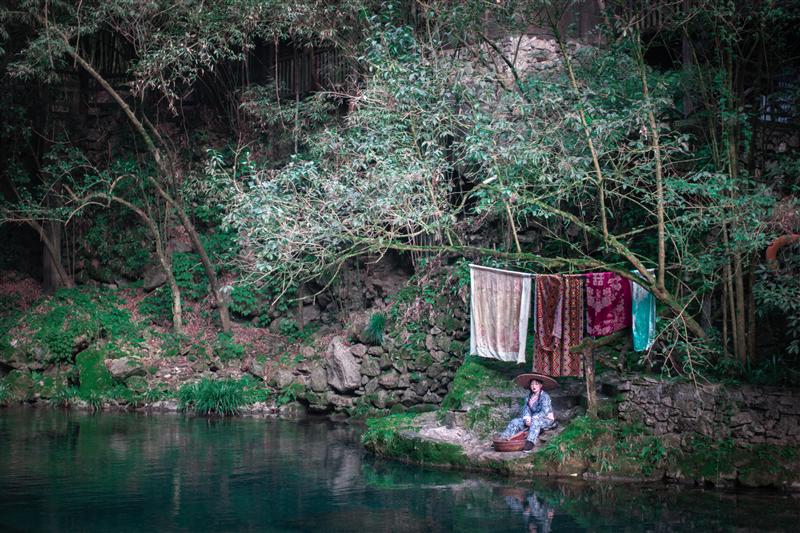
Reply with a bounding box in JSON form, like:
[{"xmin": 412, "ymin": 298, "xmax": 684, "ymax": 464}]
[
  {"xmin": 470, "ymin": 265, "xmax": 532, "ymax": 363},
  {"xmin": 585, "ymin": 272, "xmax": 632, "ymax": 336},
  {"xmin": 534, "ymin": 275, "xmax": 583, "ymax": 376},
  {"xmin": 631, "ymin": 270, "xmax": 657, "ymax": 352}
]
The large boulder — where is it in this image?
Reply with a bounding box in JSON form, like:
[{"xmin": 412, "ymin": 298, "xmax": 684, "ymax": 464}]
[
  {"xmin": 272, "ymin": 369, "xmax": 296, "ymax": 389},
  {"xmin": 142, "ymin": 264, "xmax": 167, "ymax": 290},
  {"xmin": 325, "ymin": 336, "xmax": 361, "ymax": 393},
  {"xmin": 105, "ymin": 357, "xmax": 147, "ymax": 381},
  {"xmin": 308, "ymin": 362, "xmax": 328, "ymax": 393}
]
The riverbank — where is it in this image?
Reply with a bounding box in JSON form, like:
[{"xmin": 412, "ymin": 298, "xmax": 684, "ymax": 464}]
[
  {"xmin": 2, "ymin": 273, "xmax": 800, "ymax": 492},
  {"xmin": 360, "ymin": 358, "xmax": 800, "ymax": 492}
]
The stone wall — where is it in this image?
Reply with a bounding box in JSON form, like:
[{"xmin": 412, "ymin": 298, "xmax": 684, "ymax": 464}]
[
  {"xmin": 277, "ymin": 302, "xmax": 470, "ymax": 414},
  {"xmin": 614, "ymin": 376, "xmax": 800, "ymax": 447}
]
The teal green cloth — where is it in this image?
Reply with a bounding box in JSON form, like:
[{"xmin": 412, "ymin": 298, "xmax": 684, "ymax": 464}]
[{"xmin": 631, "ymin": 272, "xmax": 656, "ymax": 352}]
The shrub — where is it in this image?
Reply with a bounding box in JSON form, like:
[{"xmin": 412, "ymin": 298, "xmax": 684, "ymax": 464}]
[
  {"xmin": 178, "ymin": 378, "xmax": 246, "ymax": 416},
  {"xmin": 48, "ymin": 386, "xmax": 80, "ymax": 408},
  {"xmin": 276, "ymin": 382, "xmax": 304, "ymax": 406}
]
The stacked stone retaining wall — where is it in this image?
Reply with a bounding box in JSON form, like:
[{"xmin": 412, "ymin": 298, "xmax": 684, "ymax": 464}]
[{"xmin": 614, "ymin": 376, "xmax": 800, "ymax": 448}]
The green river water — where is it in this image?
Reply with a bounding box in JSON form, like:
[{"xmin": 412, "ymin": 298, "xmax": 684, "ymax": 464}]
[{"xmin": 0, "ymin": 407, "xmax": 797, "ymax": 532}]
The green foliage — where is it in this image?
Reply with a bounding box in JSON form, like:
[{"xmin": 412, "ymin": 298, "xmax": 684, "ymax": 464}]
[
  {"xmin": 47, "ymin": 386, "xmax": 79, "ymax": 407},
  {"xmin": 138, "ymin": 287, "xmax": 174, "ymax": 323},
  {"xmin": 83, "ymin": 390, "xmax": 104, "ymax": 413},
  {"xmin": 178, "ymin": 378, "xmax": 248, "ymax": 416},
  {"xmin": 755, "ymin": 247, "xmax": 800, "ymax": 360},
  {"xmin": 535, "ymin": 416, "xmax": 667, "ymax": 477},
  {"xmin": 27, "ymin": 288, "xmax": 138, "ymax": 363},
  {"xmin": 278, "ymin": 319, "xmax": 319, "ymax": 344},
  {"xmin": 361, "ymin": 412, "xmax": 420, "ymax": 450},
  {"xmin": 276, "ymin": 382, "xmax": 304, "ymax": 406},
  {"xmin": 0, "ymin": 380, "xmax": 9, "ymax": 405},
  {"xmin": 362, "ymin": 312, "xmax": 386, "ymax": 345},
  {"xmin": 676, "ymin": 435, "xmax": 799, "ymax": 483},
  {"xmin": 213, "ymin": 332, "xmax": 245, "ymax": 361}
]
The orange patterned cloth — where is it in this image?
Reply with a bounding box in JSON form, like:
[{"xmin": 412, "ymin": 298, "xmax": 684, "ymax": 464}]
[{"xmin": 533, "ymin": 275, "xmax": 584, "ymax": 376}]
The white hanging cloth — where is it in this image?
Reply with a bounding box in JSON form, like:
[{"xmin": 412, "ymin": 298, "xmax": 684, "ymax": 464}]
[{"xmin": 469, "ymin": 264, "xmax": 532, "ymax": 364}]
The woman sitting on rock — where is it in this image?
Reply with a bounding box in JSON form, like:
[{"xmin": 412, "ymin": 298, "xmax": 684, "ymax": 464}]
[{"xmin": 499, "ymin": 373, "xmax": 558, "ymax": 451}]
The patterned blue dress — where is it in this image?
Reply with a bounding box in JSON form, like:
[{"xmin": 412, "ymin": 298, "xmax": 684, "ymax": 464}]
[{"xmin": 500, "ymin": 391, "xmax": 555, "ymax": 444}]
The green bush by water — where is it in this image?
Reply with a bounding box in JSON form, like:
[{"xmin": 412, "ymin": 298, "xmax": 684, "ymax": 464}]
[{"xmin": 178, "ymin": 377, "xmax": 267, "ymax": 416}]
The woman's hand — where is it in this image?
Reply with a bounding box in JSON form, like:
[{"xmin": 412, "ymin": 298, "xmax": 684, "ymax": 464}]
[{"xmin": 523, "ymin": 416, "xmax": 531, "ymax": 426}]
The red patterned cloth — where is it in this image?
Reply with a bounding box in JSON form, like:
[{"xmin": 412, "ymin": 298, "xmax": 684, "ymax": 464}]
[
  {"xmin": 585, "ymin": 272, "xmax": 632, "ymax": 336},
  {"xmin": 534, "ymin": 275, "xmax": 583, "ymax": 376}
]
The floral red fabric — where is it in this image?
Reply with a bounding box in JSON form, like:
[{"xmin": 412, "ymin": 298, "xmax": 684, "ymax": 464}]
[
  {"xmin": 534, "ymin": 275, "xmax": 583, "ymax": 376},
  {"xmin": 585, "ymin": 272, "xmax": 632, "ymax": 336}
]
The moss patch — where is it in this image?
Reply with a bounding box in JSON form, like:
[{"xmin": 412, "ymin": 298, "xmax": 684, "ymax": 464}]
[
  {"xmin": 76, "ymin": 348, "xmax": 114, "ymax": 395},
  {"xmin": 438, "ymin": 355, "xmax": 517, "ymax": 412},
  {"xmin": 16, "ymin": 288, "xmax": 140, "ymax": 364}
]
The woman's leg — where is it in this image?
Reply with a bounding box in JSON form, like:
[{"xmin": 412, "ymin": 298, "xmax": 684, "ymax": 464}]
[
  {"xmin": 500, "ymin": 417, "xmax": 526, "ymax": 439},
  {"xmin": 526, "ymin": 415, "xmax": 554, "ymax": 443}
]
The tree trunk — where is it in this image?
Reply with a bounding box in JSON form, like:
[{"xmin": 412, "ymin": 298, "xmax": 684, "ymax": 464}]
[
  {"xmin": 583, "ymin": 348, "xmax": 597, "ymax": 418},
  {"xmin": 51, "ymin": 26, "xmax": 230, "ymax": 332},
  {"xmin": 173, "ymin": 210, "xmax": 232, "ymax": 331},
  {"xmin": 102, "ymin": 194, "xmax": 184, "ymax": 334},
  {"xmin": 41, "ymin": 219, "xmax": 67, "ymax": 293},
  {"xmin": 733, "ymin": 253, "xmax": 747, "ymax": 364}
]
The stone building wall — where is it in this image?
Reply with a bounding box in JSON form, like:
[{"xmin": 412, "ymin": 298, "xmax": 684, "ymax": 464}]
[{"xmin": 614, "ymin": 376, "xmax": 800, "ymax": 447}]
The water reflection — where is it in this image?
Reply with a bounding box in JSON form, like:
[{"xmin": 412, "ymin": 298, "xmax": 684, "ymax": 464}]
[
  {"xmin": 502, "ymin": 488, "xmax": 554, "ymax": 533},
  {"xmin": 0, "ymin": 408, "xmax": 798, "ymax": 532}
]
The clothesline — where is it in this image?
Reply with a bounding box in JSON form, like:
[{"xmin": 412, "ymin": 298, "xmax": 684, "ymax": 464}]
[{"xmin": 469, "ymin": 264, "xmax": 657, "ymax": 376}]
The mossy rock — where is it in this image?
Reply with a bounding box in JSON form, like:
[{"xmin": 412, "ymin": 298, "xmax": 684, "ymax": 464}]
[
  {"xmin": 4, "ymin": 369, "xmax": 35, "ymax": 401},
  {"xmin": 125, "ymin": 375, "xmax": 149, "ymax": 394},
  {"xmin": 76, "ymin": 348, "xmax": 114, "ymax": 394},
  {"xmin": 33, "ymin": 375, "xmax": 68, "ymax": 399},
  {"xmin": 363, "ymin": 414, "xmax": 468, "ymax": 466}
]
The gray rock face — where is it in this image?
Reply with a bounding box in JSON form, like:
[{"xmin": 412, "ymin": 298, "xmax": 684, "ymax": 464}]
[
  {"xmin": 379, "ymin": 370, "xmax": 400, "ymax": 389},
  {"xmin": 426, "ymin": 363, "xmax": 445, "ymax": 379},
  {"xmin": 279, "ymin": 401, "xmax": 308, "ymax": 419},
  {"xmin": 379, "ymin": 353, "xmax": 393, "ymax": 370},
  {"xmin": 273, "ymin": 369, "xmax": 296, "ymax": 389},
  {"xmin": 105, "ymin": 357, "xmax": 147, "ymax": 381},
  {"xmin": 360, "ymin": 356, "xmax": 380, "ymax": 377},
  {"xmin": 365, "ymin": 378, "xmax": 380, "ymax": 395},
  {"xmin": 308, "ymin": 362, "xmax": 328, "ymax": 393},
  {"xmin": 325, "ymin": 336, "xmax": 361, "ymax": 393},
  {"xmin": 350, "ymin": 344, "xmax": 367, "ymax": 358}
]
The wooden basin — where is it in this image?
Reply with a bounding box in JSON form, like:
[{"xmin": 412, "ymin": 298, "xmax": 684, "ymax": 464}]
[{"xmin": 492, "ymin": 430, "xmax": 528, "ymax": 452}]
